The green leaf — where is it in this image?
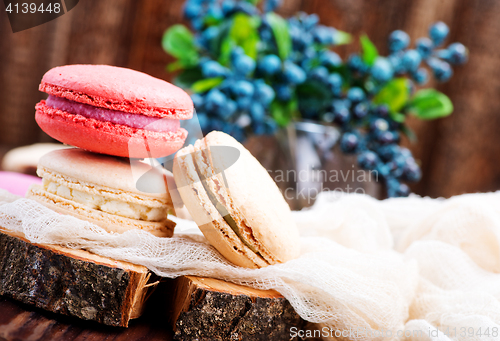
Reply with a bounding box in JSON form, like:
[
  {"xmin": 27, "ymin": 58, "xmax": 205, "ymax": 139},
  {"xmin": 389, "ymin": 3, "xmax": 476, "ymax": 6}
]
[
  {"xmin": 229, "ymin": 13, "xmax": 260, "ymax": 59},
  {"xmin": 271, "ymin": 99, "xmax": 297, "ymax": 126},
  {"xmin": 191, "ymin": 77, "xmax": 224, "ymax": 93},
  {"xmin": 360, "ymin": 34, "xmax": 378, "ymax": 66},
  {"xmin": 334, "ymin": 30, "xmax": 352, "ymax": 45},
  {"xmin": 266, "ymin": 12, "xmax": 291, "ymax": 60},
  {"xmin": 407, "ymin": 89, "xmax": 454, "ymax": 120},
  {"xmin": 373, "ymin": 78, "xmax": 409, "ymax": 113},
  {"xmin": 245, "ymin": 0, "xmax": 261, "ymax": 4},
  {"xmin": 390, "ymin": 112, "xmax": 406, "ymax": 123},
  {"xmin": 167, "ymin": 61, "xmax": 184, "ymax": 72},
  {"xmin": 174, "ymin": 68, "xmax": 203, "ymax": 89},
  {"xmin": 219, "ymin": 37, "xmax": 235, "ymax": 65},
  {"xmin": 162, "ymin": 25, "xmax": 197, "ymax": 59}
]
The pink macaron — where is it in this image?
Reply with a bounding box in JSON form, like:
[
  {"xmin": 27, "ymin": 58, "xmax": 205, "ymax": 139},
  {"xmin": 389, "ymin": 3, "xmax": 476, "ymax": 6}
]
[{"xmin": 35, "ymin": 65, "xmax": 193, "ymax": 158}]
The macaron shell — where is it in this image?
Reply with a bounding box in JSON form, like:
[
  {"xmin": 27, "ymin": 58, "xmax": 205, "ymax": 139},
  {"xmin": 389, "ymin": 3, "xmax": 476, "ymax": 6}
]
[
  {"xmin": 40, "ymin": 65, "xmax": 193, "ymax": 119},
  {"xmin": 202, "ymin": 131, "xmax": 300, "ymax": 263},
  {"xmin": 27, "ymin": 185, "xmax": 175, "ymax": 237},
  {"xmin": 173, "ymin": 145, "xmax": 267, "ymax": 268},
  {"xmin": 38, "ymin": 148, "xmax": 174, "ymax": 207},
  {"xmin": 36, "ymin": 101, "xmax": 187, "ymax": 158},
  {"xmin": 192, "ymin": 139, "xmax": 277, "ymax": 264}
]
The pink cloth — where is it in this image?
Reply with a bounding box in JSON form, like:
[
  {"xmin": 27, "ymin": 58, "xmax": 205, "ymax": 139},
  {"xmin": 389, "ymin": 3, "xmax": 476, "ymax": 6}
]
[
  {"xmin": 46, "ymin": 95, "xmax": 180, "ymax": 132},
  {"xmin": 0, "ymin": 171, "xmax": 42, "ymax": 197}
]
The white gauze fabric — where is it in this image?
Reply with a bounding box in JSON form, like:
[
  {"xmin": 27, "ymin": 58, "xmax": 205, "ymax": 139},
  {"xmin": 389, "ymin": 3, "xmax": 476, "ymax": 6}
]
[{"xmin": 1, "ymin": 188, "xmax": 500, "ymax": 341}]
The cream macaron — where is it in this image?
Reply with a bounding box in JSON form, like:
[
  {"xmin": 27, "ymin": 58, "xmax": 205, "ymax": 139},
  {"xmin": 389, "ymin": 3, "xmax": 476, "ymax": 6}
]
[
  {"xmin": 173, "ymin": 131, "xmax": 300, "ymax": 268},
  {"xmin": 27, "ymin": 148, "xmax": 176, "ymax": 237}
]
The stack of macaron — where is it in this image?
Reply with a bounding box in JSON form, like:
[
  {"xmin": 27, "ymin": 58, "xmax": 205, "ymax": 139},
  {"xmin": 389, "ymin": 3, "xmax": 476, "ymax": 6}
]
[
  {"xmin": 28, "ymin": 64, "xmax": 300, "ymax": 268},
  {"xmin": 28, "ymin": 64, "xmax": 193, "ymax": 237}
]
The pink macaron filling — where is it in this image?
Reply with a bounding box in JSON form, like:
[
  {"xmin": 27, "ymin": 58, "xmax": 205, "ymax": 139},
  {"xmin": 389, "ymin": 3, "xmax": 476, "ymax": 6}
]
[{"xmin": 45, "ymin": 95, "xmax": 180, "ymax": 133}]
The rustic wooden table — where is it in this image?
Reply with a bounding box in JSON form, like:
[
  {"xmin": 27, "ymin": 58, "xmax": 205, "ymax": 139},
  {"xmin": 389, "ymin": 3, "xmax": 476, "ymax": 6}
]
[{"xmin": 0, "ymin": 296, "xmax": 174, "ymax": 341}]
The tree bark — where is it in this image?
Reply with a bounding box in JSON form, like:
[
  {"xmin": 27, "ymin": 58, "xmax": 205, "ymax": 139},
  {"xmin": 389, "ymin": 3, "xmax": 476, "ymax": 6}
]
[
  {"xmin": 161, "ymin": 276, "xmax": 307, "ymax": 340},
  {"xmin": 0, "ymin": 228, "xmax": 157, "ymax": 327}
]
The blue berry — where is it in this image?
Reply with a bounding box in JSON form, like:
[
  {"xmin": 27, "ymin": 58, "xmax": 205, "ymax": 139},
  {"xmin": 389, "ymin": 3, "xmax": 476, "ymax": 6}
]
[
  {"xmin": 446, "ymin": 43, "xmax": 468, "ymax": 65},
  {"xmin": 333, "ymin": 107, "xmax": 350, "ymax": 125},
  {"xmin": 205, "ymin": 89, "xmax": 226, "ymax": 112},
  {"xmin": 416, "ymin": 37, "xmax": 433, "ymax": 59},
  {"xmin": 389, "ymin": 30, "xmax": 410, "ymax": 52},
  {"xmin": 302, "ymin": 13, "xmax": 319, "ymax": 30},
  {"xmin": 377, "ymin": 130, "xmax": 399, "ymax": 145},
  {"xmin": 264, "ymin": 119, "xmax": 278, "ymax": 134},
  {"xmin": 275, "ymin": 84, "xmax": 293, "ymax": 101},
  {"xmin": 340, "ymin": 132, "xmax": 359, "ymax": 154},
  {"xmin": 200, "ymin": 26, "xmax": 220, "ymax": 49},
  {"xmin": 221, "ymin": 0, "xmax": 236, "ymax": 16},
  {"xmin": 236, "ymin": 96, "xmax": 252, "ymax": 111},
  {"xmin": 428, "ymin": 58, "xmax": 453, "ymax": 82},
  {"xmin": 387, "ymin": 178, "xmax": 410, "ymax": 197},
  {"xmin": 320, "ymin": 51, "xmax": 342, "ymax": 68},
  {"xmin": 370, "ymin": 118, "xmax": 390, "ymax": 133},
  {"xmin": 403, "ymin": 159, "xmax": 422, "ymax": 182},
  {"xmin": 258, "ymin": 55, "xmax": 281, "ymax": 76},
  {"xmin": 202, "ymin": 60, "xmax": 228, "ymax": 78},
  {"xmin": 233, "ymin": 2, "xmax": 258, "ymax": 15},
  {"xmin": 197, "ymin": 112, "xmax": 209, "ymax": 130},
  {"xmin": 378, "ymin": 144, "xmax": 400, "ymax": 161},
  {"xmin": 309, "ymin": 66, "xmax": 329, "ymax": 83},
  {"xmin": 358, "ymin": 151, "xmax": 380, "ymax": 170},
  {"xmin": 313, "ymin": 25, "xmax": 336, "ymax": 45},
  {"xmin": 249, "ymin": 102, "xmax": 265, "ymax": 122},
  {"xmin": 219, "ymin": 99, "xmax": 237, "ymax": 119},
  {"xmin": 352, "ymin": 102, "xmax": 369, "ymax": 119},
  {"xmin": 235, "ymin": 114, "xmax": 251, "ymax": 128},
  {"xmin": 402, "ymin": 49, "xmax": 422, "ymax": 72},
  {"xmin": 191, "ymin": 18, "xmax": 205, "ymax": 31},
  {"xmin": 184, "ymin": 2, "xmax": 202, "ymax": 20},
  {"xmin": 264, "ymin": 0, "xmax": 282, "ymax": 12},
  {"xmin": 283, "ymin": 61, "xmax": 306, "ymax": 84},
  {"xmin": 347, "ymin": 87, "xmax": 366, "ymax": 103},
  {"xmin": 191, "ymin": 93, "xmax": 204, "ymax": 109},
  {"xmin": 412, "ymin": 68, "xmax": 428, "ymax": 84},
  {"xmin": 254, "ymin": 82, "xmax": 275, "ymax": 105},
  {"xmin": 429, "ymin": 21, "xmax": 449, "ymax": 46},
  {"xmin": 374, "ymin": 104, "xmax": 390, "ymax": 118},
  {"xmin": 230, "ymin": 46, "xmax": 244, "ymax": 64},
  {"xmin": 233, "ymin": 54, "xmax": 256, "ymax": 76},
  {"xmin": 233, "ymin": 80, "xmax": 255, "ymax": 97},
  {"xmin": 371, "ymin": 57, "xmax": 394, "ymax": 82},
  {"xmin": 348, "ymin": 54, "xmax": 368, "ymax": 74},
  {"xmin": 327, "ymin": 73, "xmax": 342, "ymax": 94},
  {"xmin": 388, "ymin": 52, "xmax": 405, "ymax": 75},
  {"xmin": 206, "ymin": 6, "xmax": 223, "ymax": 21}
]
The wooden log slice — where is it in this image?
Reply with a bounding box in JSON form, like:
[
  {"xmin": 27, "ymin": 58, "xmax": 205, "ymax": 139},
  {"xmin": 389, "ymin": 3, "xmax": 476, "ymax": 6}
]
[
  {"xmin": 162, "ymin": 276, "xmax": 308, "ymax": 341},
  {"xmin": 0, "ymin": 228, "xmax": 158, "ymax": 327}
]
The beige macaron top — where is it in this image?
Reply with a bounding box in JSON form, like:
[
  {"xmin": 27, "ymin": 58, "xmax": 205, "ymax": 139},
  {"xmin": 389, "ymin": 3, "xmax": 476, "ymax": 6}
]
[
  {"xmin": 173, "ymin": 131, "xmax": 300, "ymax": 268},
  {"xmin": 37, "ymin": 148, "xmax": 173, "ymax": 207}
]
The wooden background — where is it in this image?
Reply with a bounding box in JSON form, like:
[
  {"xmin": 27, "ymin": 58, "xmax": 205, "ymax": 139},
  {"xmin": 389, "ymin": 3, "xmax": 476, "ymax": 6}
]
[{"xmin": 1, "ymin": 0, "xmax": 499, "ymax": 198}]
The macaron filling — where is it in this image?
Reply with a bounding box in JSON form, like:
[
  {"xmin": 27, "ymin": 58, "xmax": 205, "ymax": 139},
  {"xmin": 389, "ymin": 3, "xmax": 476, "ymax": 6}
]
[
  {"xmin": 42, "ymin": 178, "xmax": 167, "ymax": 222},
  {"xmin": 45, "ymin": 95, "xmax": 180, "ymax": 133}
]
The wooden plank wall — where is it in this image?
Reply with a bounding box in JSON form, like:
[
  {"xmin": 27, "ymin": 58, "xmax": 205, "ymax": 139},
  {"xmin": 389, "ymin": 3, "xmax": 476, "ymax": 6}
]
[{"xmin": 1, "ymin": 0, "xmax": 499, "ymax": 198}]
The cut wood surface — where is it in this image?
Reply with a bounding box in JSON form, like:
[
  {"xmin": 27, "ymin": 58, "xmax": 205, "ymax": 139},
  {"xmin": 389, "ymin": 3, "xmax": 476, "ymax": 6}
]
[
  {"xmin": 0, "ymin": 228, "xmax": 158, "ymax": 327},
  {"xmin": 0, "ymin": 296, "xmax": 173, "ymax": 341},
  {"xmin": 161, "ymin": 276, "xmax": 307, "ymax": 340}
]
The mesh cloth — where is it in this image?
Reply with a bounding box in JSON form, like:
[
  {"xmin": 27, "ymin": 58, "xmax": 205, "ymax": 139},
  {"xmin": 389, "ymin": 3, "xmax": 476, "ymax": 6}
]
[{"xmin": 1, "ymin": 189, "xmax": 500, "ymax": 341}]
